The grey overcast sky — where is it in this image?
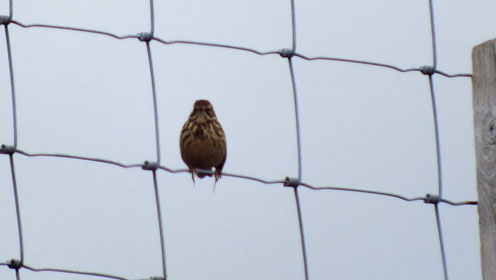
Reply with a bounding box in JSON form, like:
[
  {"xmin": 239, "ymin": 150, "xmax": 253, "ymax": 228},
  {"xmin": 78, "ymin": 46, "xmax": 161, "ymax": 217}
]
[{"xmin": 1, "ymin": 0, "xmax": 495, "ymax": 280}]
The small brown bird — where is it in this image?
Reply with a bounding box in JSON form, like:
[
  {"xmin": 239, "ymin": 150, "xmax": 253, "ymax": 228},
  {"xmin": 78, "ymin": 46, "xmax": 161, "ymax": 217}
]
[{"xmin": 180, "ymin": 99, "xmax": 227, "ymax": 182}]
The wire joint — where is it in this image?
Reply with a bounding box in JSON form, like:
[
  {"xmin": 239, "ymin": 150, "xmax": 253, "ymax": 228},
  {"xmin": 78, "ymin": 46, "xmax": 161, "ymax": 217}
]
[
  {"xmin": 7, "ymin": 259, "xmax": 22, "ymax": 270},
  {"xmin": 284, "ymin": 176, "xmax": 300, "ymax": 188},
  {"xmin": 0, "ymin": 144, "xmax": 16, "ymax": 155},
  {"xmin": 424, "ymin": 193, "xmax": 441, "ymax": 204},
  {"xmin": 0, "ymin": 15, "xmax": 11, "ymax": 25},
  {"xmin": 138, "ymin": 32, "xmax": 153, "ymax": 42},
  {"xmin": 420, "ymin": 65, "xmax": 436, "ymax": 76},
  {"xmin": 142, "ymin": 161, "xmax": 158, "ymax": 171},
  {"xmin": 280, "ymin": 48, "xmax": 295, "ymax": 58}
]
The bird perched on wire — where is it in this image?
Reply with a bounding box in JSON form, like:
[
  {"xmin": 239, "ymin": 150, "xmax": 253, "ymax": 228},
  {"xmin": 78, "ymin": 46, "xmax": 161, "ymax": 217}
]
[{"xmin": 180, "ymin": 99, "xmax": 227, "ymax": 183}]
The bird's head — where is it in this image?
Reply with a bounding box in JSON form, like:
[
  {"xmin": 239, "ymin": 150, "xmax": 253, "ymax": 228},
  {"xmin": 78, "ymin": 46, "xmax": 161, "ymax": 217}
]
[{"xmin": 190, "ymin": 99, "xmax": 217, "ymax": 121}]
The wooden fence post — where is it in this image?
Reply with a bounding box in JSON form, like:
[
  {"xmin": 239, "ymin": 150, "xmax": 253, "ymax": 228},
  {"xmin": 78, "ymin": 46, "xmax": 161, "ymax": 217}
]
[{"xmin": 472, "ymin": 38, "xmax": 496, "ymax": 280}]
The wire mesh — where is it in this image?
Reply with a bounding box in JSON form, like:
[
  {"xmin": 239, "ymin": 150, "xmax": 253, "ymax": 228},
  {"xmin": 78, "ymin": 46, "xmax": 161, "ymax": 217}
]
[{"xmin": 0, "ymin": 0, "xmax": 479, "ymax": 280}]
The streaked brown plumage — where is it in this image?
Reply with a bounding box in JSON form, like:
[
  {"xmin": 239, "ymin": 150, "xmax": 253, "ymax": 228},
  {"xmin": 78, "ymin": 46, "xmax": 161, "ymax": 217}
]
[{"xmin": 180, "ymin": 99, "xmax": 226, "ymax": 182}]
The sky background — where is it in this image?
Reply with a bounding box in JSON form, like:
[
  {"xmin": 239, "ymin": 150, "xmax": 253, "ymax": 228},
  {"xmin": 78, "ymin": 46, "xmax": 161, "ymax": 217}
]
[{"xmin": 1, "ymin": 0, "xmax": 495, "ymax": 279}]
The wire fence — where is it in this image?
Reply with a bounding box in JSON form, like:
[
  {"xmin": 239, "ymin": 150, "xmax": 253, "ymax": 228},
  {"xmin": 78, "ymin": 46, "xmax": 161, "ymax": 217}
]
[{"xmin": 0, "ymin": 0, "xmax": 478, "ymax": 280}]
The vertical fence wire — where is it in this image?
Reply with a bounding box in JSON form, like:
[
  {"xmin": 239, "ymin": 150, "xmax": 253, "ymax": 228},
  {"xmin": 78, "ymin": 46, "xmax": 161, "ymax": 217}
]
[
  {"xmin": 8, "ymin": 155, "xmax": 24, "ymax": 279},
  {"xmin": 288, "ymin": 56, "xmax": 309, "ymax": 280},
  {"xmin": 149, "ymin": 0, "xmax": 155, "ymax": 36},
  {"xmin": 290, "ymin": 0, "xmax": 297, "ymax": 51},
  {"xmin": 428, "ymin": 76, "xmax": 444, "ymax": 199},
  {"xmin": 4, "ymin": 25, "xmax": 18, "ymax": 149},
  {"xmin": 8, "ymin": 0, "xmax": 13, "ymax": 20},
  {"xmin": 434, "ymin": 204, "xmax": 449, "ymax": 280},
  {"xmin": 3, "ymin": 6, "xmax": 23, "ymax": 278},
  {"xmin": 152, "ymin": 170, "xmax": 168, "ymax": 280},
  {"xmin": 145, "ymin": 1, "xmax": 167, "ymax": 278},
  {"xmin": 288, "ymin": 58, "xmax": 303, "ymax": 183},
  {"xmin": 287, "ymin": 1, "xmax": 309, "ymax": 279},
  {"xmin": 293, "ymin": 187, "xmax": 309, "ymax": 280},
  {"xmin": 428, "ymin": 0, "xmax": 438, "ymax": 69},
  {"xmin": 426, "ymin": 0, "xmax": 448, "ymax": 279},
  {"xmin": 145, "ymin": 41, "xmax": 162, "ymax": 166},
  {"xmin": 4, "ymin": 1, "xmax": 22, "ymax": 275},
  {"xmin": 288, "ymin": 0, "xmax": 302, "ymax": 183}
]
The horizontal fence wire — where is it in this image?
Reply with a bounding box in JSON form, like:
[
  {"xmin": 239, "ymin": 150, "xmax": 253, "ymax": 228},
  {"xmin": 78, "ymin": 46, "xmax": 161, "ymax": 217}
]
[
  {"xmin": 0, "ymin": 0, "xmax": 478, "ymax": 280},
  {"xmin": 1, "ymin": 261, "xmax": 163, "ymax": 280},
  {"xmin": 2, "ymin": 147, "xmax": 478, "ymax": 207},
  {"xmin": 5, "ymin": 20, "xmax": 472, "ymax": 78}
]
